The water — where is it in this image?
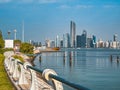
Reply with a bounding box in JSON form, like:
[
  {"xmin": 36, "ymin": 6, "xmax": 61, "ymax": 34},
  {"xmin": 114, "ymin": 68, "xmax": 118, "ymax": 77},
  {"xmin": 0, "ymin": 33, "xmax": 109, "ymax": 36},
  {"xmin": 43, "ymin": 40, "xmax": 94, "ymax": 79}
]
[{"xmin": 34, "ymin": 48, "xmax": 120, "ymax": 90}]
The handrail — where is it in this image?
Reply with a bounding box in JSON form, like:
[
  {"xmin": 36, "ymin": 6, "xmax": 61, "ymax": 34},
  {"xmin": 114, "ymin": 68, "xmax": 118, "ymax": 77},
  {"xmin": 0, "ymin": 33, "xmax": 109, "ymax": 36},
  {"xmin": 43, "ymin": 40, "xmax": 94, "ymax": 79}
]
[
  {"xmin": 4, "ymin": 51, "xmax": 90, "ymax": 90},
  {"xmin": 17, "ymin": 61, "xmax": 23, "ymax": 65},
  {"xmin": 49, "ymin": 74, "xmax": 90, "ymax": 90},
  {"xmin": 26, "ymin": 64, "xmax": 90, "ymax": 90},
  {"xmin": 27, "ymin": 65, "xmax": 43, "ymax": 73}
]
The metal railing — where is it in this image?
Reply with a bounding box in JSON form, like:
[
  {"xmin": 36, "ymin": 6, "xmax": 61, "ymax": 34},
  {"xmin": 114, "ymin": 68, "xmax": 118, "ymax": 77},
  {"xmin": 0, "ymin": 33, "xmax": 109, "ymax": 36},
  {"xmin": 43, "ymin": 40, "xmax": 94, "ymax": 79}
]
[
  {"xmin": 27, "ymin": 65, "xmax": 90, "ymax": 90},
  {"xmin": 4, "ymin": 51, "xmax": 90, "ymax": 90}
]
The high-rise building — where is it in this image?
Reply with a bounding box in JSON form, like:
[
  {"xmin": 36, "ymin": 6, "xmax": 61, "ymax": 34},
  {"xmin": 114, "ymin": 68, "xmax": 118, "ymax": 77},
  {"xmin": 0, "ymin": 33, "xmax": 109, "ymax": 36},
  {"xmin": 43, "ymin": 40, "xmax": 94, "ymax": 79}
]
[
  {"xmin": 87, "ymin": 37, "xmax": 93, "ymax": 48},
  {"xmin": 45, "ymin": 39, "xmax": 51, "ymax": 47},
  {"xmin": 70, "ymin": 21, "xmax": 76, "ymax": 48},
  {"xmin": 63, "ymin": 33, "xmax": 70, "ymax": 48},
  {"xmin": 97, "ymin": 39, "xmax": 104, "ymax": 48},
  {"xmin": 51, "ymin": 40, "xmax": 55, "ymax": 48},
  {"xmin": 92, "ymin": 35, "xmax": 96, "ymax": 48},
  {"xmin": 80, "ymin": 30, "xmax": 87, "ymax": 48},
  {"xmin": 92, "ymin": 35, "xmax": 96, "ymax": 44},
  {"xmin": 113, "ymin": 34, "xmax": 117, "ymax": 41},
  {"xmin": 76, "ymin": 35, "xmax": 81, "ymax": 48},
  {"xmin": 60, "ymin": 39, "xmax": 63, "ymax": 47},
  {"xmin": 55, "ymin": 35, "xmax": 60, "ymax": 47}
]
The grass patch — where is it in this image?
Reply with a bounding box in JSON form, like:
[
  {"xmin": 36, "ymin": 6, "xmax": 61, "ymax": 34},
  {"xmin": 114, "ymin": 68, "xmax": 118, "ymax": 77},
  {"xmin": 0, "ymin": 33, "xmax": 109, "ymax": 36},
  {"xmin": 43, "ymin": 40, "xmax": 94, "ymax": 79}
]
[{"xmin": 0, "ymin": 54, "xmax": 14, "ymax": 90}]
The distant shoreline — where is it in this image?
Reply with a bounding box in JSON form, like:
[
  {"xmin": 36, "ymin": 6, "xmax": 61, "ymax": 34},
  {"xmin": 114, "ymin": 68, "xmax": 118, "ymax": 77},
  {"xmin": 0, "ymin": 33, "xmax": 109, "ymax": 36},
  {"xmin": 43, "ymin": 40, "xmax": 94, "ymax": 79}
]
[{"xmin": 60, "ymin": 48, "xmax": 120, "ymax": 51}]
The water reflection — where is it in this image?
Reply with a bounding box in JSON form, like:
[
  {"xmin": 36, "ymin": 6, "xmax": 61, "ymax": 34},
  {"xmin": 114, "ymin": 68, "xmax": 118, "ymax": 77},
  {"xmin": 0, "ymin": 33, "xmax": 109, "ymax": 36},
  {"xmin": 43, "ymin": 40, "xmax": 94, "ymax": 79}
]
[
  {"xmin": 63, "ymin": 51, "xmax": 76, "ymax": 69},
  {"xmin": 76, "ymin": 51, "xmax": 87, "ymax": 67},
  {"xmin": 34, "ymin": 49, "xmax": 120, "ymax": 90},
  {"xmin": 109, "ymin": 55, "xmax": 120, "ymax": 67}
]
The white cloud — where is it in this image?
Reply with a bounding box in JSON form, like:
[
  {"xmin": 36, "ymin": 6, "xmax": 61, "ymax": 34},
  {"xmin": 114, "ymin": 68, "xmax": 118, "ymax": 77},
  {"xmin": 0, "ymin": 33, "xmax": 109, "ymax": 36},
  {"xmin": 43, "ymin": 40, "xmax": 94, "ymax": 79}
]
[
  {"xmin": 75, "ymin": 5, "xmax": 93, "ymax": 9},
  {"xmin": 103, "ymin": 5, "xmax": 118, "ymax": 8},
  {"xmin": 38, "ymin": 0, "xmax": 58, "ymax": 4},
  {"xmin": 0, "ymin": 0, "xmax": 11, "ymax": 3},
  {"xmin": 58, "ymin": 5, "xmax": 94, "ymax": 9},
  {"xmin": 19, "ymin": 0, "xmax": 33, "ymax": 3},
  {"xmin": 0, "ymin": 0, "xmax": 34, "ymax": 3},
  {"xmin": 0, "ymin": 0, "xmax": 58, "ymax": 4},
  {"xmin": 58, "ymin": 5, "xmax": 71, "ymax": 9}
]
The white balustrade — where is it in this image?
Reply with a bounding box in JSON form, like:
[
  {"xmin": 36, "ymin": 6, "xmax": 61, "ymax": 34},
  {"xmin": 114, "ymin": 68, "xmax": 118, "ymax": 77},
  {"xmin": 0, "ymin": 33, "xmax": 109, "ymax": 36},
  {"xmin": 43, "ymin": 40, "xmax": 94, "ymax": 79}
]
[
  {"xmin": 24, "ymin": 62, "xmax": 39, "ymax": 90},
  {"xmin": 42, "ymin": 69, "xmax": 63, "ymax": 90},
  {"xmin": 4, "ymin": 51, "xmax": 64, "ymax": 90},
  {"xmin": 18, "ymin": 64, "xmax": 29, "ymax": 85},
  {"xmin": 8, "ymin": 57, "xmax": 14, "ymax": 71},
  {"xmin": 13, "ymin": 59, "xmax": 20, "ymax": 81},
  {"xmin": 9, "ymin": 58, "xmax": 15, "ymax": 75}
]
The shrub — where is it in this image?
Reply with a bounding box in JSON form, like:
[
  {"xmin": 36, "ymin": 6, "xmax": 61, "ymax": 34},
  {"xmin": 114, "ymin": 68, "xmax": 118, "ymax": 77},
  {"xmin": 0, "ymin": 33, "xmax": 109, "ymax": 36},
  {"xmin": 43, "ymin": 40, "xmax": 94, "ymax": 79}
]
[{"xmin": 12, "ymin": 55, "xmax": 24, "ymax": 62}]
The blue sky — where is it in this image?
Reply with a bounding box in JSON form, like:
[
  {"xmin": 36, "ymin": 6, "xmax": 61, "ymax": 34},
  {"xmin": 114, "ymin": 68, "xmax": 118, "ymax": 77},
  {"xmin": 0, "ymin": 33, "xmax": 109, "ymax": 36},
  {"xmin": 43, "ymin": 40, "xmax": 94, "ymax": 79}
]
[{"xmin": 0, "ymin": 0, "xmax": 120, "ymax": 43}]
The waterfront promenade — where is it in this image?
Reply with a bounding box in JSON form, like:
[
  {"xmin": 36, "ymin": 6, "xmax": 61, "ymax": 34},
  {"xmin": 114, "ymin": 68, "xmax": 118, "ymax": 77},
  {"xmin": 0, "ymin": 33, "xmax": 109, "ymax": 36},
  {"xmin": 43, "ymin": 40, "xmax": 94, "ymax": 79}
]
[
  {"xmin": 4, "ymin": 51, "xmax": 57, "ymax": 90},
  {"xmin": 4, "ymin": 51, "xmax": 89, "ymax": 90}
]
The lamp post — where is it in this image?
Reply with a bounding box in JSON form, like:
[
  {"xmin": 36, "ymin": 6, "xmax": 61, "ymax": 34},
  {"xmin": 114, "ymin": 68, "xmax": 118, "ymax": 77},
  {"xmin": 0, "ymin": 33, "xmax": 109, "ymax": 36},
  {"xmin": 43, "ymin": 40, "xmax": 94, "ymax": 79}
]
[{"xmin": 8, "ymin": 30, "xmax": 11, "ymax": 39}]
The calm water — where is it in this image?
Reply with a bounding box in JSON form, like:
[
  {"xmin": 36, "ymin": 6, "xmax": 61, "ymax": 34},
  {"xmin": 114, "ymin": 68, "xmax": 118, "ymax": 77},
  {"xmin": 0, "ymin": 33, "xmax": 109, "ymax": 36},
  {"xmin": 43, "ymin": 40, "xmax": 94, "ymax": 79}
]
[{"xmin": 34, "ymin": 48, "xmax": 120, "ymax": 90}]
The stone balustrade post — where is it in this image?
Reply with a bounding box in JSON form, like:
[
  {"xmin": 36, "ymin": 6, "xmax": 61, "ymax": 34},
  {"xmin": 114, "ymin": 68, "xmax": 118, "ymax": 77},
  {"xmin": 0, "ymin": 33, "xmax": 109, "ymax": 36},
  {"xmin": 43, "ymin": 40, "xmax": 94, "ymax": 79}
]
[
  {"xmin": 23, "ymin": 62, "xmax": 39, "ymax": 90},
  {"xmin": 4, "ymin": 58, "xmax": 9, "ymax": 68},
  {"xmin": 42, "ymin": 69, "xmax": 63, "ymax": 90},
  {"xmin": 9, "ymin": 58, "xmax": 15, "ymax": 75},
  {"xmin": 18, "ymin": 62, "xmax": 29, "ymax": 85},
  {"xmin": 8, "ymin": 57, "xmax": 14, "ymax": 71},
  {"xmin": 13, "ymin": 59, "xmax": 20, "ymax": 81}
]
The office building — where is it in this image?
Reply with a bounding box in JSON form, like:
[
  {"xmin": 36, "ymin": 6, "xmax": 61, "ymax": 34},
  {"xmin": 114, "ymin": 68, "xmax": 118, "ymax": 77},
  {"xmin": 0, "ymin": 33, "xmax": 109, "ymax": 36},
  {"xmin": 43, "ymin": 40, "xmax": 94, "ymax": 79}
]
[
  {"xmin": 70, "ymin": 21, "xmax": 76, "ymax": 48},
  {"xmin": 80, "ymin": 30, "xmax": 87, "ymax": 48},
  {"xmin": 92, "ymin": 35, "xmax": 96, "ymax": 48},
  {"xmin": 63, "ymin": 33, "xmax": 70, "ymax": 48},
  {"xmin": 87, "ymin": 37, "xmax": 93, "ymax": 48},
  {"xmin": 76, "ymin": 35, "xmax": 81, "ymax": 48},
  {"xmin": 113, "ymin": 34, "xmax": 117, "ymax": 42},
  {"xmin": 55, "ymin": 35, "xmax": 60, "ymax": 47}
]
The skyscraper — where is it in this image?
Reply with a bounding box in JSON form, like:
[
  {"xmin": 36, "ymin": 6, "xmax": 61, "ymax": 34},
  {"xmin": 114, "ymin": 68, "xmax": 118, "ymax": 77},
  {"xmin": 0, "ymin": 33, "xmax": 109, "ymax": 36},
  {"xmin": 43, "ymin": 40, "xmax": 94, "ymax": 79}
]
[
  {"xmin": 55, "ymin": 35, "xmax": 60, "ymax": 47},
  {"xmin": 87, "ymin": 37, "xmax": 93, "ymax": 48},
  {"xmin": 63, "ymin": 33, "xmax": 70, "ymax": 48},
  {"xmin": 80, "ymin": 30, "xmax": 87, "ymax": 48},
  {"xmin": 113, "ymin": 34, "xmax": 117, "ymax": 42},
  {"xmin": 70, "ymin": 21, "xmax": 76, "ymax": 48},
  {"xmin": 76, "ymin": 35, "xmax": 81, "ymax": 48},
  {"xmin": 92, "ymin": 35, "xmax": 96, "ymax": 48}
]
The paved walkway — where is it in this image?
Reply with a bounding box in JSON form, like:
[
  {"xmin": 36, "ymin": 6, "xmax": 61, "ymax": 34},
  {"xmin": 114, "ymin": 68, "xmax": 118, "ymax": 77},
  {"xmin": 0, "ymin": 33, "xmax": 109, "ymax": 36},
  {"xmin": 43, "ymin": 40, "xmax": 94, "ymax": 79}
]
[{"xmin": 4, "ymin": 51, "xmax": 54, "ymax": 90}]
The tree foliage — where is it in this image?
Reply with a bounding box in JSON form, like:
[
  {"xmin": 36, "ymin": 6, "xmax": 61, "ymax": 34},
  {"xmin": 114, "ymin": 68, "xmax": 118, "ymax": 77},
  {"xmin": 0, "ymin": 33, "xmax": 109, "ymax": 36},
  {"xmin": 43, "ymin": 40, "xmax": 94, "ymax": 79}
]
[
  {"xmin": 14, "ymin": 40, "xmax": 21, "ymax": 46},
  {"xmin": 0, "ymin": 30, "xmax": 5, "ymax": 48},
  {"xmin": 20, "ymin": 42, "xmax": 33, "ymax": 54}
]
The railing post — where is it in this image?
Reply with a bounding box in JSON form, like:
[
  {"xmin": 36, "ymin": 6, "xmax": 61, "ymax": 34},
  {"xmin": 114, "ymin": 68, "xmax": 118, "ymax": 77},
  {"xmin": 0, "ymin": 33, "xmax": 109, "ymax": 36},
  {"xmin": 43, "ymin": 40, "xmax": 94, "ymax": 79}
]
[
  {"xmin": 24, "ymin": 62, "xmax": 39, "ymax": 90},
  {"xmin": 42, "ymin": 69, "xmax": 63, "ymax": 90},
  {"xmin": 4, "ymin": 57, "xmax": 9, "ymax": 69},
  {"xmin": 8, "ymin": 57, "xmax": 14, "ymax": 71},
  {"xmin": 12, "ymin": 59, "xmax": 20, "ymax": 81},
  {"xmin": 9, "ymin": 58, "xmax": 15, "ymax": 75},
  {"xmin": 18, "ymin": 62, "xmax": 29, "ymax": 86}
]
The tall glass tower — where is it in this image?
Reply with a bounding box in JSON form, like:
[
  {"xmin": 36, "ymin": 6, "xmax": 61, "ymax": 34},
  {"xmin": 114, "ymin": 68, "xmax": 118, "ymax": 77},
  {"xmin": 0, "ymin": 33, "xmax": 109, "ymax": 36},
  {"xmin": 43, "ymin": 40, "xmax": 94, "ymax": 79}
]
[
  {"xmin": 80, "ymin": 30, "xmax": 87, "ymax": 48},
  {"xmin": 63, "ymin": 33, "xmax": 70, "ymax": 48},
  {"xmin": 70, "ymin": 21, "xmax": 76, "ymax": 48},
  {"xmin": 113, "ymin": 34, "xmax": 117, "ymax": 42}
]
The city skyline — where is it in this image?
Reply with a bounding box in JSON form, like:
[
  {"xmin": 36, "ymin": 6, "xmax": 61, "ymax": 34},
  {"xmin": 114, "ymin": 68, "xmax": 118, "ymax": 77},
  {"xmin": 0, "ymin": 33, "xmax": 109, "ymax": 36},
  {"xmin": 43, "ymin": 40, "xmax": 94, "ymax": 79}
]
[{"xmin": 0, "ymin": 0, "xmax": 120, "ymax": 43}]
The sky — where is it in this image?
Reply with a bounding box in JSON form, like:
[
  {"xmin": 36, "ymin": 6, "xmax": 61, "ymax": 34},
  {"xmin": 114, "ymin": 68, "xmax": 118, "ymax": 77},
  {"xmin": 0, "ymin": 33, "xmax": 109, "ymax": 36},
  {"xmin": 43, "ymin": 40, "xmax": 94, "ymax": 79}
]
[{"xmin": 0, "ymin": 0, "xmax": 120, "ymax": 43}]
